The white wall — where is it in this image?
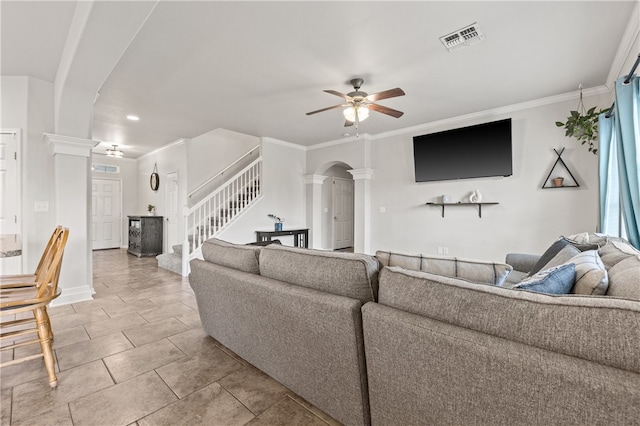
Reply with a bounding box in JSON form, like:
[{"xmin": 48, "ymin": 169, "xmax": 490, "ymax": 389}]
[
  {"xmin": 187, "ymin": 128, "xmax": 260, "ymax": 194},
  {"xmin": 136, "ymin": 140, "xmax": 188, "ymax": 252},
  {"xmin": 307, "ymin": 91, "xmax": 614, "ymax": 261},
  {"xmin": 218, "ymin": 138, "xmax": 306, "ymax": 246},
  {"xmin": 91, "ymin": 155, "xmax": 138, "ymax": 248}
]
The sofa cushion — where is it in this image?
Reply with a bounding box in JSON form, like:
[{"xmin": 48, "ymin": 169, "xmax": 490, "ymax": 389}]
[
  {"xmin": 377, "ymin": 266, "xmax": 640, "ymax": 374},
  {"xmin": 599, "ymin": 239, "xmax": 639, "ymax": 269},
  {"xmin": 540, "ymin": 245, "xmax": 581, "ymax": 270},
  {"xmin": 605, "ymin": 249, "xmax": 640, "ymax": 301},
  {"xmin": 529, "ymin": 237, "xmax": 600, "ymax": 276},
  {"xmin": 375, "ymin": 251, "xmax": 512, "ymax": 286},
  {"xmin": 564, "ymin": 232, "xmax": 610, "ymax": 246},
  {"xmin": 201, "ymin": 238, "xmax": 261, "ymax": 274},
  {"xmin": 527, "ymin": 238, "xmax": 571, "ymax": 276},
  {"xmin": 259, "ymin": 245, "xmax": 379, "ymax": 302},
  {"xmin": 569, "ymin": 250, "xmax": 609, "ymax": 295},
  {"xmin": 513, "ymin": 264, "xmax": 576, "ymax": 294}
]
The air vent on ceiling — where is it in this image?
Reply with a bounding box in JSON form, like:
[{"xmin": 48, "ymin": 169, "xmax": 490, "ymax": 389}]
[{"xmin": 440, "ymin": 23, "xmax": 484, "ymax": 52}]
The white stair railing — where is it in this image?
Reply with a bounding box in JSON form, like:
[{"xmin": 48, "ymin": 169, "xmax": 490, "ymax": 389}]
[{"xmin": 182, "ymin": 157, "xmax": 262, "ymax": 275}]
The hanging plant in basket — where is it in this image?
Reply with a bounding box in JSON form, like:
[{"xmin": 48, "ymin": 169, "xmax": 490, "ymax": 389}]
[{"xmin": 555, "ymin": 85, "xmax": 608, "ymax": 155}]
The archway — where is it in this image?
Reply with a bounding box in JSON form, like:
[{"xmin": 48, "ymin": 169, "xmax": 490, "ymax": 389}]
[{"xmin": 305, "ymin": 161, "xmax": 356, "ymax": 251}]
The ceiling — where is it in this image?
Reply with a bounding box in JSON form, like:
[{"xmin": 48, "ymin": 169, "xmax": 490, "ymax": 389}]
[{"xmin": 1, "ymin": 1, "xmax": 637, "ymax": 158}]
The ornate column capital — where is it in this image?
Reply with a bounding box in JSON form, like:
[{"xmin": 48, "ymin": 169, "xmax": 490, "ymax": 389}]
[{"xmin": 43, "ymin": 133, "xmax": 99, "ymax": 157}]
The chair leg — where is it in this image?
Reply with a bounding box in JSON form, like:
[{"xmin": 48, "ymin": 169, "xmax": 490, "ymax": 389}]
[
  {"xmin": 34, "ymin": 307, "xmax": 57, "ymax": 387},
  {"xmin": 44, "ymin": 306, "xmax": 54, "ymax": 342}
]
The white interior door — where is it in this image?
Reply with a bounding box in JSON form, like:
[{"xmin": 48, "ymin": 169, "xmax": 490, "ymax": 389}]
[
  {"xmin": 1, "ymin": 131, "xmax": 21, "ymax": 274},
  {"xmin": 0, "ymin": 131, "xmax": 19, "ymax": 235},
  {"xmin": 332, "ymin": 177, "xmax": 354, "ymax": 250},
  {"xmin": 92, "ymin": 178, "xmax": 121, "ymax": 250},
  {"xmin": 165, "ymin": 172, "xmax": 179, "ymax": 252}
]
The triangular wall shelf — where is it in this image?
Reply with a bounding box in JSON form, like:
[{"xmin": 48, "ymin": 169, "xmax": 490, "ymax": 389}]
[{"xmin": 542, "ymin": 148, "xmax": 580, "ymax": 189}]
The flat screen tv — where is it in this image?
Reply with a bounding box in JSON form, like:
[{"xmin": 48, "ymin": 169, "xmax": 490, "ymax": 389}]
[{"xmin": 413, "ymin": 118, "xmax": 512, "ymax": 182}]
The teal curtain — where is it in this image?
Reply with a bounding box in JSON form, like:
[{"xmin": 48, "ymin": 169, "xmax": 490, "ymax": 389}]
[
  {"xmin": 598, "ymin": 112, "xmax": 618, "ymax": 234},
  {"xmin": 600, "ymin": 75, "xmax": 640, "ymax": 248}
]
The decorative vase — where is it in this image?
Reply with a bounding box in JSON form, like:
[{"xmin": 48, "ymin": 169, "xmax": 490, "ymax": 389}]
[
  {"xmin": 148, "ymin": 211, "xmax": 154, "ymax": 216},
  {"xmin": 552, "ymin": 177, "xmax": 564, "ymax": 187},
  {"xmin": 274, "ymin": 222, "xmax": 283, "ymax": 231},
  {"xmin": 469, "ymin": 190, "xmax": 482, "ymax": 203}
]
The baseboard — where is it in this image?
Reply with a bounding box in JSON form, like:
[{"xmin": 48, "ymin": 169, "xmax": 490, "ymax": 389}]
[{"xmin": 50, "ymin": 286, "xmax": 94, "ymax": 307}]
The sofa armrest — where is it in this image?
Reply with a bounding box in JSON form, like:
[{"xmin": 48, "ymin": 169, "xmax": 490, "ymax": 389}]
[{"xmin": 505, "ymin": 253, "xmax": 540, "ymax": 274}]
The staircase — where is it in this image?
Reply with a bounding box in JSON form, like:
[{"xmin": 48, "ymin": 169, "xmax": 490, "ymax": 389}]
[
  {"xmin": 157, "ymin": 157, "xmax": 262, "ymax": 276},
  {"xmin": 156, "ymin": 244, "xmax": 187, "ymax": 275}
]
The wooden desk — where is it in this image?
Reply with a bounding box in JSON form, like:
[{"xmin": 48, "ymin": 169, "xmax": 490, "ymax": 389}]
[{"xmin": 256, "ymin": 228, "xmax": 309, "ymax": 248}]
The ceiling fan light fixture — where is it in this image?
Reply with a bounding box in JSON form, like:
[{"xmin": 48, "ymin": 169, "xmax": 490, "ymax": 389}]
[
  {"xmin": 343, "ymin": 105, "xmax": 369, "ymax": 122},
  {"xmin": 106, "ymin": 144, "xmax": 124, "ymax": 158}
]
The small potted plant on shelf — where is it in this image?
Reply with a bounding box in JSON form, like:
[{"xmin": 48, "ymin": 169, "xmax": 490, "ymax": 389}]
[
  {"xmin": 268, "ymin": 214, "xmax": 284, "ymax": 231},
  {"xmin": 147, "ymin": 204, "xmax": 155, "ymax": 216},
  {"xmin": 555, "ymin": 84, "xmax": 608, "ymax": 155}
]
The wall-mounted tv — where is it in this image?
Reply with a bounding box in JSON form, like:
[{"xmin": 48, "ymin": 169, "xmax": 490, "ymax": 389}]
[{"xmin": 413, "ymin": 118, "xmax": 513, "ymax": 182}]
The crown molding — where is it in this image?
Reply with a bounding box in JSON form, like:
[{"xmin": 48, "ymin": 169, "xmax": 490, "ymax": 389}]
[
  {"xmin": 262, "ymin": 136, "xmax": 306, "ymax": 151},
  {"xmin": 306, "ymin": 133, "xmax": 370, "ymax": 151},
  {"xmin": 369, "ymin": 85, "xmax": 611, "ymax": 142},
  {"xmin": 137, "ymin": 138, "xmax": 187, "ymax": 161}
]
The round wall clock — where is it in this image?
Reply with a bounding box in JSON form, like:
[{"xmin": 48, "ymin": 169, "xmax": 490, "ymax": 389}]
[{"xmin": 150, "ymin": 163, "xmax": 159, "ymax": 191}]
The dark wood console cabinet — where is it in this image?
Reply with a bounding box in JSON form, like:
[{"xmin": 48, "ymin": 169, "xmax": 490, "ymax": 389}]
[{"xmin": 128, "ymin": 216, "xmax": 163, "ymax": 257}]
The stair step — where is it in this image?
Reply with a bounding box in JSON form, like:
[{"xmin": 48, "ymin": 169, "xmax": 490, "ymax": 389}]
[{"xmin": 156, "ymin": 253, "xmax": 182, "ymax": 275}]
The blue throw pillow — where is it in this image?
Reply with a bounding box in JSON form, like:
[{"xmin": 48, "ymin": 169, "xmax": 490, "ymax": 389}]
[{"xmin": 514, "ymin": 263, "xmax": 576, "ymax": 294}]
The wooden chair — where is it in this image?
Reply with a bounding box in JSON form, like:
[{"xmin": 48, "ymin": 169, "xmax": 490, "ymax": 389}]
[
  {"xmin": 0, "ymin": 227, "xmax": 69, "ymax": 387},
  {"xmin": 1, "ymin": 226, "xmax": 64, "ymax": 286}
]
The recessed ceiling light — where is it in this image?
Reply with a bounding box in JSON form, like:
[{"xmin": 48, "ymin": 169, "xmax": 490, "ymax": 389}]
[{"xmin": 126, "ymin": 115, "xmax": 139, "ymax": 121}]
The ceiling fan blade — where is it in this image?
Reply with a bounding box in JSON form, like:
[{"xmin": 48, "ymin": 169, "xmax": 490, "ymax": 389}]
[
  {"xmin": 368, "ymin": 103, "xmax": 404, "ymax": 118},
  {"xmin": 306, "ymin": 103, "xmax": 345, "ymax": 116},
  {"xmin": 366, "ymin": 88, "xmax": 405, "ymax": 102},
  {"xmin": 324, "ymin": 90, "xmax": 352, "ymax": 100},
  {"xmin": 344, "ymin": 120, "xmax": 354, "ymax": 127}
]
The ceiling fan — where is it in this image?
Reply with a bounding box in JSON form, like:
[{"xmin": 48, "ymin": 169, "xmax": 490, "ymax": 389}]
[{"xmin": 306, "ymin": 78, "xmax": 405, "ymax": 127}]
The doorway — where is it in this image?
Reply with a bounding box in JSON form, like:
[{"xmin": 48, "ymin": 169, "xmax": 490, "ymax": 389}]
[
  {"xmin": 332, "ymin": 177, "xmax": 354, "ymax": 250},
  {"xmin": 1, "ymin": 130, "xmax": 21, "ymax": 274},
  {"xmin": 165, "ymin": 172, "xmax": 179, "ymax": 253},
  {"xmin": 92, "ymin": 178, "xmax": 122, "ymax": 250}
]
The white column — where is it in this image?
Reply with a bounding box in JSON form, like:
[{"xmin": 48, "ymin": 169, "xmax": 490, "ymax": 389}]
[
  {"xmin": 304, "ymin": 174, "xmax": 328, "ymax": 249},
  {"xmin": 44, "ymin": 133, "xmax": 99, "ymax": 306},
  {"xmin": 348, "ymin": 168, "xmax": 374, "ymax": 254}
]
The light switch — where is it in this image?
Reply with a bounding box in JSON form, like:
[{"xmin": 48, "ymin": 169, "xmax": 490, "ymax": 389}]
[
  {"xmin": 34, "ymin": 201, "xmax": 49, "ymax": 212},
  {"xmin": 379, "ymin": 207, "xmax": 386, "ymax": 213}
]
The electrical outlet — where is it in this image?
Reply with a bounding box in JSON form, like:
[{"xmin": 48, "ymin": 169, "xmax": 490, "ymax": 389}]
[
  {"xmin": 437, "ymin": 247, "xmax": 443, "ymax": 254},
  {"xmin": 379, "ymin": 207, "xmax": 386, "ymax": 213},
  {"xmin": 443, "ymin": 247, "xmax": 449, "ymax": 255}
]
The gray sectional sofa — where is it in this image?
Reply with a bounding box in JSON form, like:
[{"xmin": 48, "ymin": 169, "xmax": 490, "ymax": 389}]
[{"xmin": 189, "ymin": 236, "xmax": 640, "ymax": 426}]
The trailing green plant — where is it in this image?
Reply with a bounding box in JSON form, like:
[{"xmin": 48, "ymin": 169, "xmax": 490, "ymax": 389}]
[
  {"xmin": 267, "ymin": 213, "xmax": 284, "ymax": 223},
  {"xmin": 555, "ymin": 85, "xmax": 608, "ymax": 155}
]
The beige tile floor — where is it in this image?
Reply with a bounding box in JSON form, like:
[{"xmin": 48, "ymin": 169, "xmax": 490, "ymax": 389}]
[{"xmin": 1, "ymin": 248, "xmax": 341, "ymax": 426}]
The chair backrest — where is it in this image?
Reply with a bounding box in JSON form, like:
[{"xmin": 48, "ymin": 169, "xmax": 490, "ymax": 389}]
[
  {"xmin": 35, "ymin": 228, "xmax": 69, "ymax": 300},
  {"xmin": 33, "ymin": 226, "xmax": 64, "ymax": 281}
]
